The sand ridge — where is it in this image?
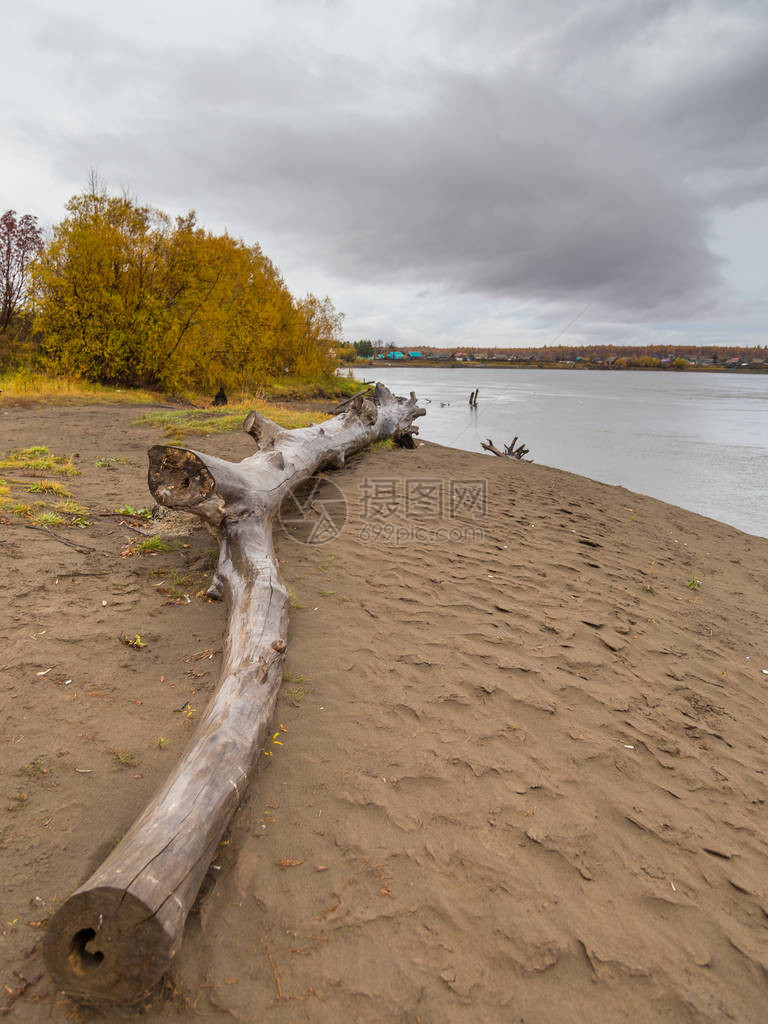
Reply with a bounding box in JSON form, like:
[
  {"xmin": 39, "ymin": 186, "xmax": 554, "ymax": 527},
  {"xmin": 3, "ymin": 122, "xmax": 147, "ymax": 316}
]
[{"xmin": 1, "ymin": 403, "xmax": 767, "ymax": 1022}]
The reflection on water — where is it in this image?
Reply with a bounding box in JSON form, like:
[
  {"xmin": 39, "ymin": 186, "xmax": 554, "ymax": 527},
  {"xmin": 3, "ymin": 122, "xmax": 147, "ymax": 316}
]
[{"xmin": 353, "ymin": 367, "xmax": 768, "ymax": 538}]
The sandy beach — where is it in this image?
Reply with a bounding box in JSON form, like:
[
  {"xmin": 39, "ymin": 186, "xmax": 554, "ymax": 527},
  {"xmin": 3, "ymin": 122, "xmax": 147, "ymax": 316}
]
[{"xmin": 1, "ymin": 401, "xmax": 767, "ymax": 1023}]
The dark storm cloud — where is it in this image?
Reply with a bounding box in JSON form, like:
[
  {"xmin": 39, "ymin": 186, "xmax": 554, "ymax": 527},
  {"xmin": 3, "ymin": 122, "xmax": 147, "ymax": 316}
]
[
  {"xmin": 438, "ymin": 0, "xmax": 768, "ymax": 208},
  {"xmin": 657, "ymin": 41, "xmax": 768, "ymax": 207},
  {"xmin": 30, "ymin": 1, "xmax": 768, "ymax": 321}
]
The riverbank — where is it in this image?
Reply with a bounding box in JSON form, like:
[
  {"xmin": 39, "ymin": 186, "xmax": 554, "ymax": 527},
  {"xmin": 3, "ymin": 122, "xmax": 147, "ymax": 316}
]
[{"xmin": 1, "ymin": 402, "xmax": 767, "ymax": 1023}]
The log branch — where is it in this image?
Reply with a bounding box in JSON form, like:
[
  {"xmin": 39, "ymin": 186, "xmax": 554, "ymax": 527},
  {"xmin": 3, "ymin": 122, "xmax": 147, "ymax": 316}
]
[{"xmin": 43, "ymin": 383, "xmax": 425, "ymax": 1005}]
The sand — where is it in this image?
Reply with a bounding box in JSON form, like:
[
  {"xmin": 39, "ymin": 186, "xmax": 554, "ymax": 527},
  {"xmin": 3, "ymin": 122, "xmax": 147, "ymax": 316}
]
[{"xmin": 1, "ymin": 401, "xmax": 767, "ymax": 1023}]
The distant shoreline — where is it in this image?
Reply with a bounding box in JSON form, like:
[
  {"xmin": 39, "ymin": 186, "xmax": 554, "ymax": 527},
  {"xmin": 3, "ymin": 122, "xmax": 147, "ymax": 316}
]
[{"xmin": 349, "ymin": 361, "xmax": 767, "ymax": 375}]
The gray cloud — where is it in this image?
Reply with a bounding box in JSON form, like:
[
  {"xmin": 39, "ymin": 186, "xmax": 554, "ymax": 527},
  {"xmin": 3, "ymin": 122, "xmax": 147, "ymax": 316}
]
[
  {"xmin": 7, "ymin": 0, "xmax": 768, "ymax": 343},
  {"xmin": 37, "ymin": 27, "xmax": 721, "ymax": 316},
  {"xmin": 658, "ymin": 42, "xmax": 768, "ymax": 206}
]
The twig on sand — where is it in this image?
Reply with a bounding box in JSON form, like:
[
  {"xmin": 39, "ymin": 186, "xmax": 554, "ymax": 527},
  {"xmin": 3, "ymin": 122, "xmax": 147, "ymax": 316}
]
[
  {"xmin": 20, "ymin": 523, "xmax": 95, "ymax": 555},
  {"xmin": 54, "ymin": 570, "xmax": 109, "ymax": 579},
  {"xmin": 121, "ymin": 522, "xmax": 151, "ymax": 536},
  {"xmin": 1, "ymin": 970, "xmax": 43, "ymax": 1016},
  {"xmin": 94, "ymin": 511, "xmax": 151, "ymax": 519}
]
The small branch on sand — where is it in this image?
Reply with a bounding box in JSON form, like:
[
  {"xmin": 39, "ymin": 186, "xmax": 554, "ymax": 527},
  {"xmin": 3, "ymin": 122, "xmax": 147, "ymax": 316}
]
[
  {"xmin": 120, "ymin": 522, "xmax": 151, "ymax": 536},
  {"xmin": 19, "ymin": 523, "xmax": 95, "ymax": 554},
  {"xmin": 0, "ymin": 970, "xmax": 43, "ymax": 1016},
  {"xmin": 481, "ymin": 436, "xmax": 532, "ymax": 462},
  {"xmin": 55, "ymin": 571, "xmax": 109, "ymax": 579}
]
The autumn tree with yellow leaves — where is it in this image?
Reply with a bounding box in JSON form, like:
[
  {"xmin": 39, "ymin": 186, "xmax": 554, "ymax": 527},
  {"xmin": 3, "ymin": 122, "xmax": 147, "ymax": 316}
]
[{"xmin": 30, "ymin": 182, "xmax": 342, "ymax": 390}]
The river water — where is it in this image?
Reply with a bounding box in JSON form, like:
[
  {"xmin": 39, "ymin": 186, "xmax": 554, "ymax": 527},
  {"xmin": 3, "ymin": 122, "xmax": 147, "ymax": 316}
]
[{"xmin": 352, "ymin": 367, "xmax": 768, "ymax": 538}]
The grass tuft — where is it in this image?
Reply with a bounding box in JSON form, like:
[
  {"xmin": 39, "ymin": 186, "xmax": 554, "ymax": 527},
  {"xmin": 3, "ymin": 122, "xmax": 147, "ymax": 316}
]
[
  {"xmin": 95, "ymin": 456, "xmax": 133, "ymax": 468},
  {"xmin": 367, "ymin": 438, "xmax": 395, "ymax": 452},
  {"xmin": 27, "ymin": 479, "xmax": 73, "ymax": 497},
  {"xmin": 0, "ymin": 446, "xmax": 79, "ymax": 476},
  {"xmin": 0, "ymin": 499, "xmax": 32, "ymax": 517},
  {"xmin": 132, "ymin": 536, "xmax": 178, "ymax": 554},
  {"xmin": 112, "ymin": 750, "xmax": 138, "ymax": 768},
  {"xmin": 56, "ymin": 498, "xmax": 88, "ymax": 515},
  {"xmin": 33, "ymin": 510, "xmax": 66, "ymax": 527}
]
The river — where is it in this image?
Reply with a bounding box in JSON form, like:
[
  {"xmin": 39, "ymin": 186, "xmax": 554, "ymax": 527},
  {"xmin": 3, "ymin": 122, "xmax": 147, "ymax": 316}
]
[{"xmin": 351, "ymin": 367, "xmax": 768, "ymax": 538}]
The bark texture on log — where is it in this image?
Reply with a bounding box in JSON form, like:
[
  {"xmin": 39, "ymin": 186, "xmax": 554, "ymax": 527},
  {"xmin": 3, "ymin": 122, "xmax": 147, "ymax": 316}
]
[{"xmin": 44, "ymin": 383, "xmax": 425, "ymax": 1005}]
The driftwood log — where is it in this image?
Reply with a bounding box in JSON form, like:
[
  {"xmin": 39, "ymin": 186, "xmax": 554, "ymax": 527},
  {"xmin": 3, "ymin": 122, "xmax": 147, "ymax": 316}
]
[
  {"xmin": 43, "ymin": 383, "xmax": 425, "ymax": 1004},
  {"xmin": 481, "ymin": 436, "xmax": 532, "ymax": 461}
]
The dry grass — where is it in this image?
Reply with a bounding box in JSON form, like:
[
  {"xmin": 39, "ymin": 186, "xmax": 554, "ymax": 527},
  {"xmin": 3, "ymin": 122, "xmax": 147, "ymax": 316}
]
[
  {"xmin": 0, "ymin": 370, "xmax": 164, "ymax": 405},
  {"xmin": 0, "ymin": 446, "xmax": 79, "ymax": 476},
  {"xmin": 32, "ymin": 510, "xmax": 66, "ymax": 527},
  {"xmin": 135, "ymin": 403, "xmax": 329, "ymax": 441},
  {"xmin": 26, "ymin": 479, "xmax": 73, "ymax": 497},
  {"xmin": 55, "ymin": 498, "xmax": 89, "ymax": 516},
  {"xmin": 0, "ymin": 369, "xmax": 365, "ymax": 407},
  {"xmin": 0, "ymin": 498, "xmax": 32, "ymax": 517}
]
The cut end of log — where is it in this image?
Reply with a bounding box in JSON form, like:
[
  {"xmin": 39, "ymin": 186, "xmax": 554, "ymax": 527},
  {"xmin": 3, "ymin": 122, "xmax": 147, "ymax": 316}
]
[
  {"xmin": 43, "ymin": 887, "xmax": 176, "ymax": 1005},
  {"xmin": 148, "ymin": 446, "xmax": 216, "ymax": 508}
]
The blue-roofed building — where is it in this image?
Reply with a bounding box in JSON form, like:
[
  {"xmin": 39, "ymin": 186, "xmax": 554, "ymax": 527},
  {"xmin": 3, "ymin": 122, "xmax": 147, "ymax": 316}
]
[{"xmin": 408, "ymin": 351, "xmax": 423, "ymax": 359}]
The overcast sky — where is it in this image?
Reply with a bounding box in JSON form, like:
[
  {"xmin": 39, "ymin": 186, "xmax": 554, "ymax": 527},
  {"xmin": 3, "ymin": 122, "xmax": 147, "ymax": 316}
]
[{"xmin": 3, "ymin": 0, "xmax": 767, "ymax": 348}]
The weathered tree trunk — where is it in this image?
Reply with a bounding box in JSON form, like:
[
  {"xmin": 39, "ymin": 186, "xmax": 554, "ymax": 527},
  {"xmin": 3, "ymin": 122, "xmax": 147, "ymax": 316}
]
[
  {"xmin": 43, "ymin": 384, "xmax": 425, "ymax": 1005},
  {"xmin": 481, "ymin": 436, "xmax": 532, "ymax": 461}
]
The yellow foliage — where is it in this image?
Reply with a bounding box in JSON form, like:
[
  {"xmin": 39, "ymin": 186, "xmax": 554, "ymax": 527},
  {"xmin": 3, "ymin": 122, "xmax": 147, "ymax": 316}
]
[{"xmin": 30, "ymin": 184, "xmax": 343, "ymax": 391}]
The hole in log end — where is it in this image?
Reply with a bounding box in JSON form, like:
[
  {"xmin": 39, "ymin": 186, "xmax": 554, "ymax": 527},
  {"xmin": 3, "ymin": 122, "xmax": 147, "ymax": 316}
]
[
  {"xmin": 44, "ymin": 887, "xmax": 176, "ymax": 1004},
  {"xmin": 147, "ymin": 446, "xmax": 216, "ymax": 509},
  {"xmin": 69, "ymin": 929, "xmax": 105, "ymax": 973}
]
